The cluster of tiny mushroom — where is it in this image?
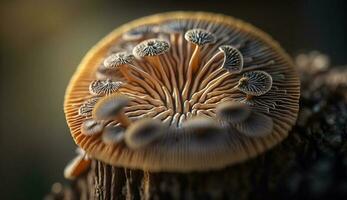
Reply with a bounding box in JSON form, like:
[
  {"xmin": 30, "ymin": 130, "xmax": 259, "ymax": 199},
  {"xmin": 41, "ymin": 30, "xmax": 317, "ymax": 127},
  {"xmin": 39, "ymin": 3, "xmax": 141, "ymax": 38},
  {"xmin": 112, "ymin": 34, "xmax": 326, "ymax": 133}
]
[{"xmin": 64, "ymin": 13, "xmax": 299, "ymax": 177}]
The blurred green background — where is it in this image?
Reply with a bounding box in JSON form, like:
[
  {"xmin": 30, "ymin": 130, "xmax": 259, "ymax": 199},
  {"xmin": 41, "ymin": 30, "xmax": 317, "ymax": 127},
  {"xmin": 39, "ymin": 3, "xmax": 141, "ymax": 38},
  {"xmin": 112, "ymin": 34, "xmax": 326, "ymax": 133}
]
[{"xmin": 0, "ymin": 0, "xmax": 346, "ymax": 199}]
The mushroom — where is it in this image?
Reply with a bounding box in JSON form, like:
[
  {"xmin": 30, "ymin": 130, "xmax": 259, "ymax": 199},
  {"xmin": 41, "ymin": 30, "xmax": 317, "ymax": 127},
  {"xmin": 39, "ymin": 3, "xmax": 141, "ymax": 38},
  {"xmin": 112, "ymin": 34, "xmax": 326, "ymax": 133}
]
[
  {"xmin": 181, "ymin": 117, "xmax": 221, "ymax": 137},
  {"xmin": 64, "ymin": 12, "xmax": 300, "ymax": 172},
  {"xmin": 104, "ymin": 51, "xmax": 164, "ymax": 99},
  {"xmin": 184, "ymin": 29, "xmax": 216, "ymax": 72},
  {"xmin": 64, "ymin": 149, "xmax": 91, "ymax": 180},
  {"xmin": 182, "ymin": 29, "xmax": 216, "ymax": 99},
  {"xmin": 103, "ymin": 52, "xmax": 135, "ymax": 81},
  {"xmin": 102, "ymin": 125, "xmax": 125, "ymax": 144},
  {"xmin": 122, "ymin": 24, "xmax": 159, "ymax": 41},
  {"xmin": 132, "ymin": 39, "xmax": 172, "ymax": 91},
  {"xmin": 78, "ymin": 97, "xmax": 99, "ymax": 117},
  {"xmin": 80, "ymin": 118, "xmax": 105, "ymax": 136},
  {"xmin": 89, "ymin": 79, "xmax": 123, "ymax": 96},
  {"xmin": 92, "ymin": 94, "xmax": 131, "ymax": 127},
  {"xmin": 233, "ymin": 112, "xmax": 273, "ymax": 137},
  {"xmin": 236, "ymin": 70, "xmax": 273, "ymax": 100},
  {"xmin": 219, "ymin": 45, "xmax": 244, "ymax": 73},
  {"xmin": 161, "ymin": 20, "xmax": 188, "ymax": 33},
  {"xmin": 216, "ymin": 101, "xmax": 251, "ymax": 124},
  {"xmin": 216, "ymin": 101, "xmax": 273, "ymax": 137},
  {"xmin": 124, "ymin": 119, "xmax": 164, "ymax": 149}
]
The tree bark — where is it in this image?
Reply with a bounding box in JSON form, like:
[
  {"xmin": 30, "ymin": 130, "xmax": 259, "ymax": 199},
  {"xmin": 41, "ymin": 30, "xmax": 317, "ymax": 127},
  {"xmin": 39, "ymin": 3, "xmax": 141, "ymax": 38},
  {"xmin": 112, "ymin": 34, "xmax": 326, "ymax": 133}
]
[{"xmin": 45, "ymin": 58, "xmax": 347, "ymax": 200}]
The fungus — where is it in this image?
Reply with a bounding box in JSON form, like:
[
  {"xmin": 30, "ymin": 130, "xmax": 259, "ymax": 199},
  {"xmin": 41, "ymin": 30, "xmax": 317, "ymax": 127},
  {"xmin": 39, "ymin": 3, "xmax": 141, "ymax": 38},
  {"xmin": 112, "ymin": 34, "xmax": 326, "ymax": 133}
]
[
  {"xmin": 133, "ymin": 39, "xmax": 170, "ymax": 58},
  {"xmin": 125, "ymin": 119, "xmax": 164, "ymax": 149},
  {"xmin": 64, "ymin": 149, "xmax": 90, "ymax": 180},
  {"xmin": 219, "ymin": 45, "xmax": 243, "ymax": 73},
  {"xmin": 64, "ymin": 12, "xmax": 300, "ymax": 172},
  {"xmin": 89, "ymin": 79, "xmax": 123, "ymax": 96},
  {"xmin": 216, "ymin": 101, "xmax": 251, "ymax": 124},
  {"xmin": 132, "ymin": 38, "xmax": 172, "ymax": 90},
  {"xmin": 122, "ymin": 24, "xmax": 159, "ymax": 41},
  {"xmin": 234, "ymin": 112, "xmax": 273, "ymax": 137},
  {"xmin": 92, "ymin": 94, "xmax": 131, "ymax": 127},
  {"xmin": 236, "ymin": 70, "xmax": 273, "ymax": 100},
  {"xmin": 80, "ymin": 119, "xmax": 105, "ymax": 136},
  {"xmin": 103, "ymin": 52, "xmax": 135, "ymax": 68},
  {"xmin": 78, "ymin": 97, "xmax": 99, "ymax": 117},
  {"xmin": 102, "ymin": 125, "xmax": 125, "ymax": 144},
  {"xmin": 181, "ymin": 117, "xmax": 221, "ymax": 137}
]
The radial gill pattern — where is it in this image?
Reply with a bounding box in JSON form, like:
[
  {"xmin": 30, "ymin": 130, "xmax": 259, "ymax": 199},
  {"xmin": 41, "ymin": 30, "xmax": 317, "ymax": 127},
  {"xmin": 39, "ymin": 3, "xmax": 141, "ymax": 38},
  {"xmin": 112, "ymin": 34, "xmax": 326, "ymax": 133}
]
[{"xmin": 64, "ymin": 12, "xmax": 300, "ymax": 172}]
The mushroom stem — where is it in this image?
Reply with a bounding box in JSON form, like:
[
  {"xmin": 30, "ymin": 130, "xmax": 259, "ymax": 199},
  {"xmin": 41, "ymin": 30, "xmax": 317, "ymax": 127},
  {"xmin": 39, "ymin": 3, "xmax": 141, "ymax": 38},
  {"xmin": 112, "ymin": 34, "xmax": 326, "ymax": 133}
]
[
  {"xmin": 177, "ymin": 34, "xmax": 185, "ymax": 90},
  {"xmin": 146, "ymin": 56, "xmax": 172, "ymax": 91},
  {"xmin": 119, "ymin": 67, "xmax": 133, "ymax": 81},
  {"xmin": 198, "ymin": 72, "xmax": 235, "ymax": 103},
  {"xmin": 190, "ymin": 51, "xmax": 224, "ymax": 97},
  {"xmin": 119, "ymin": 90, "xmax": 164, "ymax": 106},
  {"xmin": 188, "ymin": 45, "xmax": 201, "ymax": 74},
  {"xmin": 161, "ymin": 52, "xmax": 180, "ymax": 95},
  {"xmin": 127, "ymin": 63, "xmax": 166, "ymax": 99},
  {"xmin": 190, "ymin": 72, "xmax": 239, "ymax": 103},
  {"xmin": 169, "ymin": 33, "xmax": 180, "ymax": 44},
  {"xmin": 182, "ymin": 44, "xmax": 201, "ymax": 100},
  {"xmin": 115, "ymin": 111, "xmax": 131, "ymax": 127},
  {"xmin": 117, "ymin": 64, "xmax": 165, "ymax": 100}
]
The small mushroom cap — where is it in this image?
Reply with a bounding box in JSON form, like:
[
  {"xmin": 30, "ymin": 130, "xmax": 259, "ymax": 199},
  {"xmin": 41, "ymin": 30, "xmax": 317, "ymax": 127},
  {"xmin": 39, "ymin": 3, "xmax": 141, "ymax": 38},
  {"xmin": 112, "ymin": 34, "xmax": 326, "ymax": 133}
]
[
  {"xmin": 78, "ymin": 97, "xmax": 99, "ymax": 117},
  {"xmin": 219, "ymin": 45, "xmax": 244, "ymax": 73},
  {"xmin": 103, "ymin": 52, "xmax": 135, "ymax": 68},
  {"xmin": 216, "ymin": 101, "xmax": 251, "ymax": 124},
  {"xmin": 122, "ymin": 24, "xmax": 158, "ymax": 40},
  {"xmin": 237, "ymin": 70, "xmax": 273, "ymax": 96},
  {"xmin": 64, "ymin": 154, "xmax": 91, "ymax": 180},
  {"xmin": 89, "ymin": 79, "xmax": 123, "ymax": 96},
  {"xmin": 96, "ymin": 63, "xmax": 124, "ymax": 81},
  {"xmin": 181, "ymin": 117, "xmax": 221, "ymax": 137},
  {"xmin": 80, "ymin": 119, "xmax": 105, "ymax": 136},
  {"xmin": 92, "ymin": 94, "xmax": 130, "ymax": 120},
  {"xmin": 160, "ymin": 20, "xmax": 188, "ymax": 33},
  {"xmin": 234, "ymin": 112, "xmax": 273, "ymax": 137},
  {"xmin": 184, "ymin": 28, "xmax": 216, "ymax": 46},
  {"xmin": 102, "ymin": 125, "xmax": 125, "ymax": 144},
  {"xmin": 125, "ymin": 119, "xmax": 164, "ymax": 149},
  {"xmin": 132, "ymin": 39, "xmax": 170, "ymax": 58}
]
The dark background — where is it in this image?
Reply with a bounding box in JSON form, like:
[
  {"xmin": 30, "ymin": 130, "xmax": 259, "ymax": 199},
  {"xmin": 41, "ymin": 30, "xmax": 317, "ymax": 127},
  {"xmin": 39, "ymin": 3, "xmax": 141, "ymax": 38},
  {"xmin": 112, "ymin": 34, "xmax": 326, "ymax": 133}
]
[{"xmin": 0, "ymin": 0, "xmax": 346, "ymax": 199}]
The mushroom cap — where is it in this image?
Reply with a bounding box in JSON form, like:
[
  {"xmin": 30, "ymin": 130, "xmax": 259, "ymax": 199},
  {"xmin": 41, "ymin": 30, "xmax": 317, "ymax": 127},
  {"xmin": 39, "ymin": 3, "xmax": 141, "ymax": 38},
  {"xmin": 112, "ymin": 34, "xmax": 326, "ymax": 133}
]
[
  {"xmin": 181, "ymin": 117, "xmax": 221, "ymax": 137},
  {"xmin": 92, "ymin": 94, "xmax": 129, "ymax": 120},
  {"xmin": 216, "ymin": 101, "xmax": 251, "ymax": 124},
  {"xmin": 102, "ymin": 125, "xmax": 125, "ymax": 144},
  {"xmin": 122, "ymin": 24, "xmax": 159, "ymax": 40},
  {"xmin": 89, "ymin": 79, "xmax": 123, "ymax": 96},
  {"xmin": 64, "ymin": 154, "xmax": 91, "ymax": 180},
  {"xmin": 132, "ymin": 39, "xmax": 170, "ymax": 58},
  {"xmin": 184, "ymin": 28, "xmax": 216, "ymax": 46},
  {"xmin": 80, "ymin": 119, "xmax": 105, "ymax": 136},
  {"xmin": 219, "ymin": 45, "xmax": 244, "ymax": 73},
  {"xmin": 103, "ymin": 52, "xmax": 135, "ymax": 69},
  {"xmin": 64, "ymin": 12, "xmax": 300, "ymax": 172},
  {"xmin": 160, "ymin": 20, "xmax": 188, "ymax": 33},
  {"xmin": 78, "ymin": 97, "xmax": 99, "ymax": 117},
  {"xmin": 125, "ymin": 119, "xmax": 164, "ymax": 149},
  {"xmin": 236, "ymin": 70, "xmax": 273, "ymax": 96},
  {"xmin": 234, "ymin": 112, "xmax": 273, "ymax": 137}
]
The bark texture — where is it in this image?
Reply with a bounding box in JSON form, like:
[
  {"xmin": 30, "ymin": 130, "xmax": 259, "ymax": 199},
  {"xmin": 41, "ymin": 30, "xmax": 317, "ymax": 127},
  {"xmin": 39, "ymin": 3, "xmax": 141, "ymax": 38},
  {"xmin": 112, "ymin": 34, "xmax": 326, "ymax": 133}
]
[{"xmin": 46, "ymin": 54, "xmax": 347, "ymax": 200}]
